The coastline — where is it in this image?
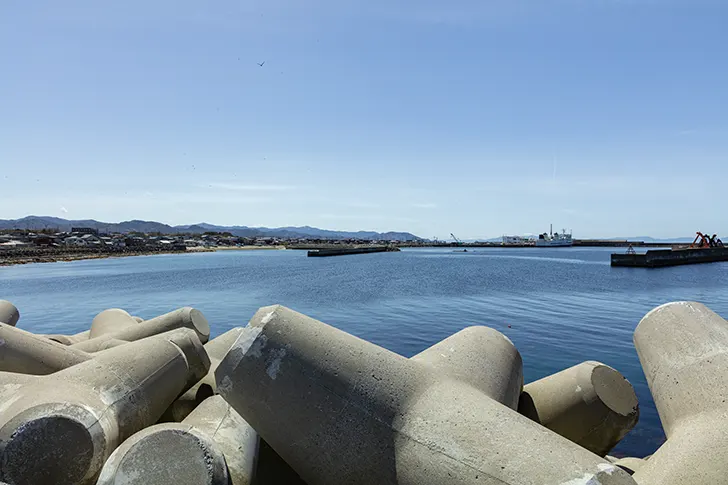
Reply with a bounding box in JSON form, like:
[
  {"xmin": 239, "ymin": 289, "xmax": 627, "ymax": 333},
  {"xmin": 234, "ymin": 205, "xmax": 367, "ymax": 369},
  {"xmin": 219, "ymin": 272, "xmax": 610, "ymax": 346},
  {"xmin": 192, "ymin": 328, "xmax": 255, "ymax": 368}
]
[{"xmin": 0, "ymin": 246, "xmax": 288, "ymax": 267}]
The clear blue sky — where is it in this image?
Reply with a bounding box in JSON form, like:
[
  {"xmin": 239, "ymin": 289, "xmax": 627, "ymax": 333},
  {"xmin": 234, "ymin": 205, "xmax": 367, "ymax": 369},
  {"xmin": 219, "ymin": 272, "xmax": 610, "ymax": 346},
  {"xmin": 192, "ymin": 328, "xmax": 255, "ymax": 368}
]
[{"xmin": 2, "ymin": 1, "xmax": 726, "ymax": 239}]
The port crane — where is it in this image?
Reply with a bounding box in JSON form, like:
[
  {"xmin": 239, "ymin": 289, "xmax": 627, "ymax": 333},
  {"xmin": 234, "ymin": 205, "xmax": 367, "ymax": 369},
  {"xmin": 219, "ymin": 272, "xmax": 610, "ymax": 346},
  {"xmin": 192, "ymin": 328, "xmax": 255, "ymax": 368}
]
[
  {"xmin": 690, "ymin": 232, "xmax": 724, "ymax": 248},
  {"xmin": 450, "ymin": 233, "xmax": 463, "ymax": 246}
]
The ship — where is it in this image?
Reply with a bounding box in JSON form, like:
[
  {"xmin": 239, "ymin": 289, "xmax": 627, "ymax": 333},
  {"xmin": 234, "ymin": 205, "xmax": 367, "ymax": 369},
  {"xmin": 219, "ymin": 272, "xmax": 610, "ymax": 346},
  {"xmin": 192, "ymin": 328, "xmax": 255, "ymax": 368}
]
[{"xmin": 535, "ymin": 225, "xmax": 573, "ymax": 247}]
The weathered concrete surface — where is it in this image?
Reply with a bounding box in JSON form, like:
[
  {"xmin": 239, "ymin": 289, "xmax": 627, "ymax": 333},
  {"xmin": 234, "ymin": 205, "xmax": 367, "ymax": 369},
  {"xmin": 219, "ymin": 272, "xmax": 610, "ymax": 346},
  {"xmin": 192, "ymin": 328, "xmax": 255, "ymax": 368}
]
[
  {"xmin": 254, "ymin": 439, "xmax": 308, "ymax": 485},
  {"xmin": 98, "ymin": 396, "xmax": 258, "ymax": 485},
  {"xmin": 0, "ymin": 300, "xmax": 20, "ymax": 326},
  {"xmin": 71, "ymin": 306, "xmax": 210, "ymax": 352},
  {"xmin": 184, "ymin": 395, "xmax": 259, "ymax": 485},
  {"xmin": 161, "ymin": 328, "xmax": 244, "ymax": 422},
  {"xmin": 632, "ymin": 301, "xmax": 728, "ymax": 485},
  {"xmin": 614, "ymin": 457, "xmax": 646, "ymax": 475},
  {"xmin": 0, "ymin": 322, "xmax": 91, "ymax": 374},
  {"xmin": 46, "ymin": 329, "xmax": 91, "ymax": 345},
  {"xmin": 0, "ymin": 328, "xmax": 210, "ymax": 485},
  {"xmin": 216, "ymin": 305, "xmax": 637, "ymax": 485},
  {"xmin": 518, "ymin": 361, "xmax": 639, "ymax": 456},
  {"xmin": 89, "ymin": 308, "xmax": 138, "ymax": 339},
  {"xmin": 43, "ymin": 333, "xmax": 77, "ymax": 345},
  {"xmin": 97, "ymin": 338, "xmax": 131, "ymax": 351},
  {"xmin": 411, "ymin": 325, "xmax": 523, "ymax": 409}
]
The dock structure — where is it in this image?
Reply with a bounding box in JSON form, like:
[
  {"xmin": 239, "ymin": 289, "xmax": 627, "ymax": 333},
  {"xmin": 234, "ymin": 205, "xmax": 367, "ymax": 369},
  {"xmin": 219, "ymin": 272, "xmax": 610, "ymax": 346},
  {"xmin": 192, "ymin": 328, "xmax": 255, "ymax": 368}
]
[
  {"xmin": 611, "ymin": 247, "xmax": 728, "ymax": 267},
  {"xmin": 4, "ymin": 297, "xmax": 728, "ymax": 484},
  {"xmin": 307, "ymin": 246, "xmax": 399, "ymax": 257}
]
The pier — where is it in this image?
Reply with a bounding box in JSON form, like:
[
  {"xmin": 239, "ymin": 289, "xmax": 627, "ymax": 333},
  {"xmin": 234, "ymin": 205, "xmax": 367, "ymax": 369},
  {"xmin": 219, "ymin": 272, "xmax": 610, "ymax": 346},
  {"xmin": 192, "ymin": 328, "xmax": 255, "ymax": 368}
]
[
  {"xmin": 307, "ymin": 246, "xmax": 399, "ymax": 257},
  {"xmin": 611, "ymin": 247, "xmax": 728, "ymax": 268}
]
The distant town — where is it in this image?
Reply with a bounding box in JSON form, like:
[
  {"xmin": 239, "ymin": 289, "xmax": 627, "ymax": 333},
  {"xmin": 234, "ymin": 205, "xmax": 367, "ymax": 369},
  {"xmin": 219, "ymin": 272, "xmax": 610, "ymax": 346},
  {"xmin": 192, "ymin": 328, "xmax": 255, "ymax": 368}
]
[
  {"xmin": 0, "ymin": 225, "xmax": 434, "ymax": 266},
  {"xmin": 0, "ymin": 226, "xmax": 421, "ymax": 251}
]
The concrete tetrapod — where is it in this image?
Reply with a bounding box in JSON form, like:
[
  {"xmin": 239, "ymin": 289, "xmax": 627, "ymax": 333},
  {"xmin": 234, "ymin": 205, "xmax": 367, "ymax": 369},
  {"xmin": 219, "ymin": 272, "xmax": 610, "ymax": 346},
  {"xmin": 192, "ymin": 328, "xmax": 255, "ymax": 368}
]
[
  {"xmin": 98, "ymin": 395, "xmax": 258, "ymax": 485},
  {"xmin": 0, "ymin": 322, "xmax": 91, "ymax": 374},
  {"xmin": 71, "ymin": 306, "xmax": 210, "ymax": 352},
  {"xmin": 215, "ymin": 305, "xmax": 637, "ymax": 485},
  {"xmin": 0, "ymin": 300, "xmax": 20, "ymax": 326},
  {"xmin": 632, "ymin": 301, "xmax": 728, "ymax": 485},
  {"xmin": 45, "ymin": 329, "xmax": 91, "ymax": 345},
  {"xmin": 411, "ymin": 325, "xmax": 523, "ymax": 409},
  {"xmin": 89, "ymin": 308, "xmax": 138, "ymax": 339},
  {"xmin": 161, "ymin": 327, "xmax": 244, "ymax": 422},
  {"xmin": 517, "ymin": 361, "xmax": 639, "ymax": 456},
  {"xmin": 0, "ymin": 328, "xmax": 210, "ymax": 485},
  {"xmin": 613, "ymin": 457, "xmax": 646, "ymax": 475}
]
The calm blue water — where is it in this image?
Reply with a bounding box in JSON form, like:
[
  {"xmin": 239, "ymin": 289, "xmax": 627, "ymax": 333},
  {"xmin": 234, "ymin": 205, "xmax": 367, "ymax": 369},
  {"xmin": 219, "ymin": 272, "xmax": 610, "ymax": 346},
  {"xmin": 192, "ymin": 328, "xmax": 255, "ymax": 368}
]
[{"xmin": 2, "ymin": 247, "xmax": 728, "ymax": 457}]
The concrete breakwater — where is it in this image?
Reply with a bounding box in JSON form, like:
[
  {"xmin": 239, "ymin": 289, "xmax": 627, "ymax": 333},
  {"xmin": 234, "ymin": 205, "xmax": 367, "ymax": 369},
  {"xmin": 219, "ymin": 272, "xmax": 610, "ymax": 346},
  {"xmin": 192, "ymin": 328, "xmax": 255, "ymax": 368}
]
[
  {"xmin": 611, "ymin": 247, "xmax": 728, "ymax": 267},
  {"xmin": 307, "ymin": 246, "xmax": 400, "ymax": 257},
  {"xmin": 0, "ymin": 298, "xmax": 722, "ymax": 484}
]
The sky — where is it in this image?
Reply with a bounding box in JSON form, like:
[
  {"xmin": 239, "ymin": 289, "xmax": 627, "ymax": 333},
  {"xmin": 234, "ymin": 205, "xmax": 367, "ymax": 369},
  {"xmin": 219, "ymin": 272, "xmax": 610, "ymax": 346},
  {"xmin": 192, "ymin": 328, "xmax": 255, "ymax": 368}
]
[{"xmin": 1, "ymin": 0, "xmax": 726, "ymax": 240}]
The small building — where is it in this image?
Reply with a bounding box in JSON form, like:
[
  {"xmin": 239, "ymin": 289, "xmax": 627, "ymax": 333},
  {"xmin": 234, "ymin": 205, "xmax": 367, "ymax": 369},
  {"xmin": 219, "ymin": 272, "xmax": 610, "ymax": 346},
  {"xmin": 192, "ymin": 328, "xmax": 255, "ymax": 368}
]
[
  {"xmin": 32, "ymin": 235, "xmax": 57, "ymax": 246},
  {"xmin": 72, "ymin": 227, "xmax": 99, "ymax": 235},
  {"xmin": 64, "ymin": 236, "xmax": 87, "ymax": 247},
  {"xmin": 124, "ymin": 237, "xmax": 147, "ymax": 248}
]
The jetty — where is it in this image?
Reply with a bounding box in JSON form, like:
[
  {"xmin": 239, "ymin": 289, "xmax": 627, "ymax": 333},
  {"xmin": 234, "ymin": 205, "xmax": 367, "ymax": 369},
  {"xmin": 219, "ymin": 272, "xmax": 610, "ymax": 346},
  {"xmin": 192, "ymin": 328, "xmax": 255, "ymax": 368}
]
[
  {"xmin": 611, "ymin": 247, "xmax": 728, "ymax": 267},
  {"xmin": 611, "ymin": 231, "xmax": 727, "ymax": 268},
  {"xmin": 307, "ymin": 246, "xmax": 399, "ymax": 257}
]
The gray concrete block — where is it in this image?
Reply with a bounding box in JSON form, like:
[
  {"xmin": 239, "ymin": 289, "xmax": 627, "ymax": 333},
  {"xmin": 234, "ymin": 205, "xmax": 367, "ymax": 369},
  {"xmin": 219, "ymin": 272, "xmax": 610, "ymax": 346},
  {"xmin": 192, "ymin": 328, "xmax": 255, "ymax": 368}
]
[
  {"xmin": 160, "ymin": 328, "xmax": 244, "ymax": 422},
  {"xmin": 253, "ymin": 439, "xmax": 308, "ymax": 485},
  {"xmin": 614, "ymin": 457, "xmax": 646, "ymax": 475},
  {"xmin": 411, "ymin": 325, "xmax": 523, "ymax": 408},
  {"xmin": 97, "ymin": 395, "xmax": 258, "ymax": 485},
  {"xmin": 0, "ymin": 300, "xmax": 20, "ymax": 326},
  {"xmin": 43, "ymin": 333, "xmax": 77, "ymax": 345},
  {"xmin": 45, "ymin": 329, "xmax": 92, "ymax": 345},
  {"xmin": 71, "ymin": 307, "xmax": 210, "ymax": 352},
  {"xmin": 0, "ymin": 328, "xmax": 210, "ymax": 485},
  {"xmin": 216, "ymin": 305, "xmax": 637, "ymax": 485},
  {"xmin": 0, "ymin": 322, "xmax": 91, "ymax": 374},
  {"xmin": 518, "ymin": 360, "xmax": 639, "ymax": 456},
  {"xmin": 89, "ymin": 308, "xmax": 138, "ymax": 339},
  {"xmin": 632, "ymin": 301, "xmax": 728, "ymax": 485}
]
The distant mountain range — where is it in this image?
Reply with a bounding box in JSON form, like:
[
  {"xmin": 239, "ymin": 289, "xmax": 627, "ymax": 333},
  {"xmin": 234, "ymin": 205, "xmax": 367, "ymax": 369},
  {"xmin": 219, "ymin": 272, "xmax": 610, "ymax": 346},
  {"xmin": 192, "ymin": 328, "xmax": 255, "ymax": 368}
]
[
  {"xmin": 605, "ymin": 236, "xmax": 697, "ymax": 243},
  {"xmin": 0, "ymin": 216, "xmax": 422, "ymax": 241}
]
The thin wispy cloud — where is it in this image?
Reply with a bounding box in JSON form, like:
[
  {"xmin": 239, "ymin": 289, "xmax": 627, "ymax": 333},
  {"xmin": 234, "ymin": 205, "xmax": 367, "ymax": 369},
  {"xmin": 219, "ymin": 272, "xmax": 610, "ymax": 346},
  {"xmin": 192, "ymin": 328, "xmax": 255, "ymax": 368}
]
[
  {"xmin": 345, "ymin": 201, "xmax": 381, "ymax": 209},
  {"xmin": 318, "ymin": 214, "xmax": 418, "ymax": 222},
  {"xmin": 677, "ymin": 129, "xmax": 697, "ymax": 136},
  {"xmin": 208, "ymin": 183, "xmax": 296, "ymax": 192},
  {"xmin": 60, "ymin": 206, "xmax": 68, "ymax": 213}
]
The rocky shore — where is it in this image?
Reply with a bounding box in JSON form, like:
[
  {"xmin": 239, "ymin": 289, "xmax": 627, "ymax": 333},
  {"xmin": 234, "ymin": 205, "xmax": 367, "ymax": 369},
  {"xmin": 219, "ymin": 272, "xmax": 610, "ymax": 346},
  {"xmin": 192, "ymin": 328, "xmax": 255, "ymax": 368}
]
[{"xmin": 0, "ymin": 247, "xmax": 187, "ymax": 266}]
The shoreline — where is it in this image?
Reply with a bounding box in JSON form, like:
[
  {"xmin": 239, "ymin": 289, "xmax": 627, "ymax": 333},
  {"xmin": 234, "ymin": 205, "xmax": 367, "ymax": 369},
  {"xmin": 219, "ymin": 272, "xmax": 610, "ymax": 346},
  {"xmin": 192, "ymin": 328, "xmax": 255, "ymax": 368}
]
[{"xmin": 0, "ymin": 246, "xmax": 289, "ymax": 267}]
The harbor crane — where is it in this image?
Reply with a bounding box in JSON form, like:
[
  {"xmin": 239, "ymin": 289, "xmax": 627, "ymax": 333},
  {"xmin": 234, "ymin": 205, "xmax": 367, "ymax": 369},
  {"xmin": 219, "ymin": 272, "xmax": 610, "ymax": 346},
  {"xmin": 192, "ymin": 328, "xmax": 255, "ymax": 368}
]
[
  {"xmin": 690, "ymin": 231, "xmax": 724, "ymax": 248},
  {"xmin": 450, "ymin": 233, "xmax": 463, "ymax": 246}
]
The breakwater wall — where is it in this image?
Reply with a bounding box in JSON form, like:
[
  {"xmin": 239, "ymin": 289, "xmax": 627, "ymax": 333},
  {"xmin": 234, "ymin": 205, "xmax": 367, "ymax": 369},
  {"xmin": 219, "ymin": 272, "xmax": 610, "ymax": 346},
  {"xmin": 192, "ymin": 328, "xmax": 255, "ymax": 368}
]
[
  {"xmin": 307, "ymin": 246, "xmax": 399, "ymax": 257},
  {"xmin": 611, "ymin": 247, "xmax": 728, "ymax": 267},
  {"xmin": 0, "ymin": 298, "xmax": 724, "ymax": 484}
]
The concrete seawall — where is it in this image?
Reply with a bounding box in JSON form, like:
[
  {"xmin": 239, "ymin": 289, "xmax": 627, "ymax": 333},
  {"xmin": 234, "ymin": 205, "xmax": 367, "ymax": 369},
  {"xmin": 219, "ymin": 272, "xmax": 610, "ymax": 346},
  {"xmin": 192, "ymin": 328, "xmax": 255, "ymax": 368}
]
[
  {"xmin": 307, "ymin": 246, "xmax": 399, "ymax": 257},
  {"xmin": 611, "ymin": 247, "xmax": 728, "ymax": 267}
]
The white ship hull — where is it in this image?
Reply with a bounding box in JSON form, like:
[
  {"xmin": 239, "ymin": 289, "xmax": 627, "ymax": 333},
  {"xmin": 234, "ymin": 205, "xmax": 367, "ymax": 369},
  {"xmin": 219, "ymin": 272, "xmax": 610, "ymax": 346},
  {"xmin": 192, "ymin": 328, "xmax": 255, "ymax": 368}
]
[
  {"xmin": 536, "ymin": 224, "xmax": 573, "ymax": 247},
  {"xmin": 535, "ymin": 239, "xmax": 573, "ymax": 247}
]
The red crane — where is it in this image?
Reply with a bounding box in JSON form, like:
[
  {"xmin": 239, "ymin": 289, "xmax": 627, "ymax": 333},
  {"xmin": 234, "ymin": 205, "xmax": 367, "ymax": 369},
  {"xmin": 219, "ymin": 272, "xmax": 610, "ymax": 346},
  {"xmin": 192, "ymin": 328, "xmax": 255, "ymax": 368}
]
[{"xmin": 690, "ymin": 232, "xmax": 724, "ymax": 248}]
